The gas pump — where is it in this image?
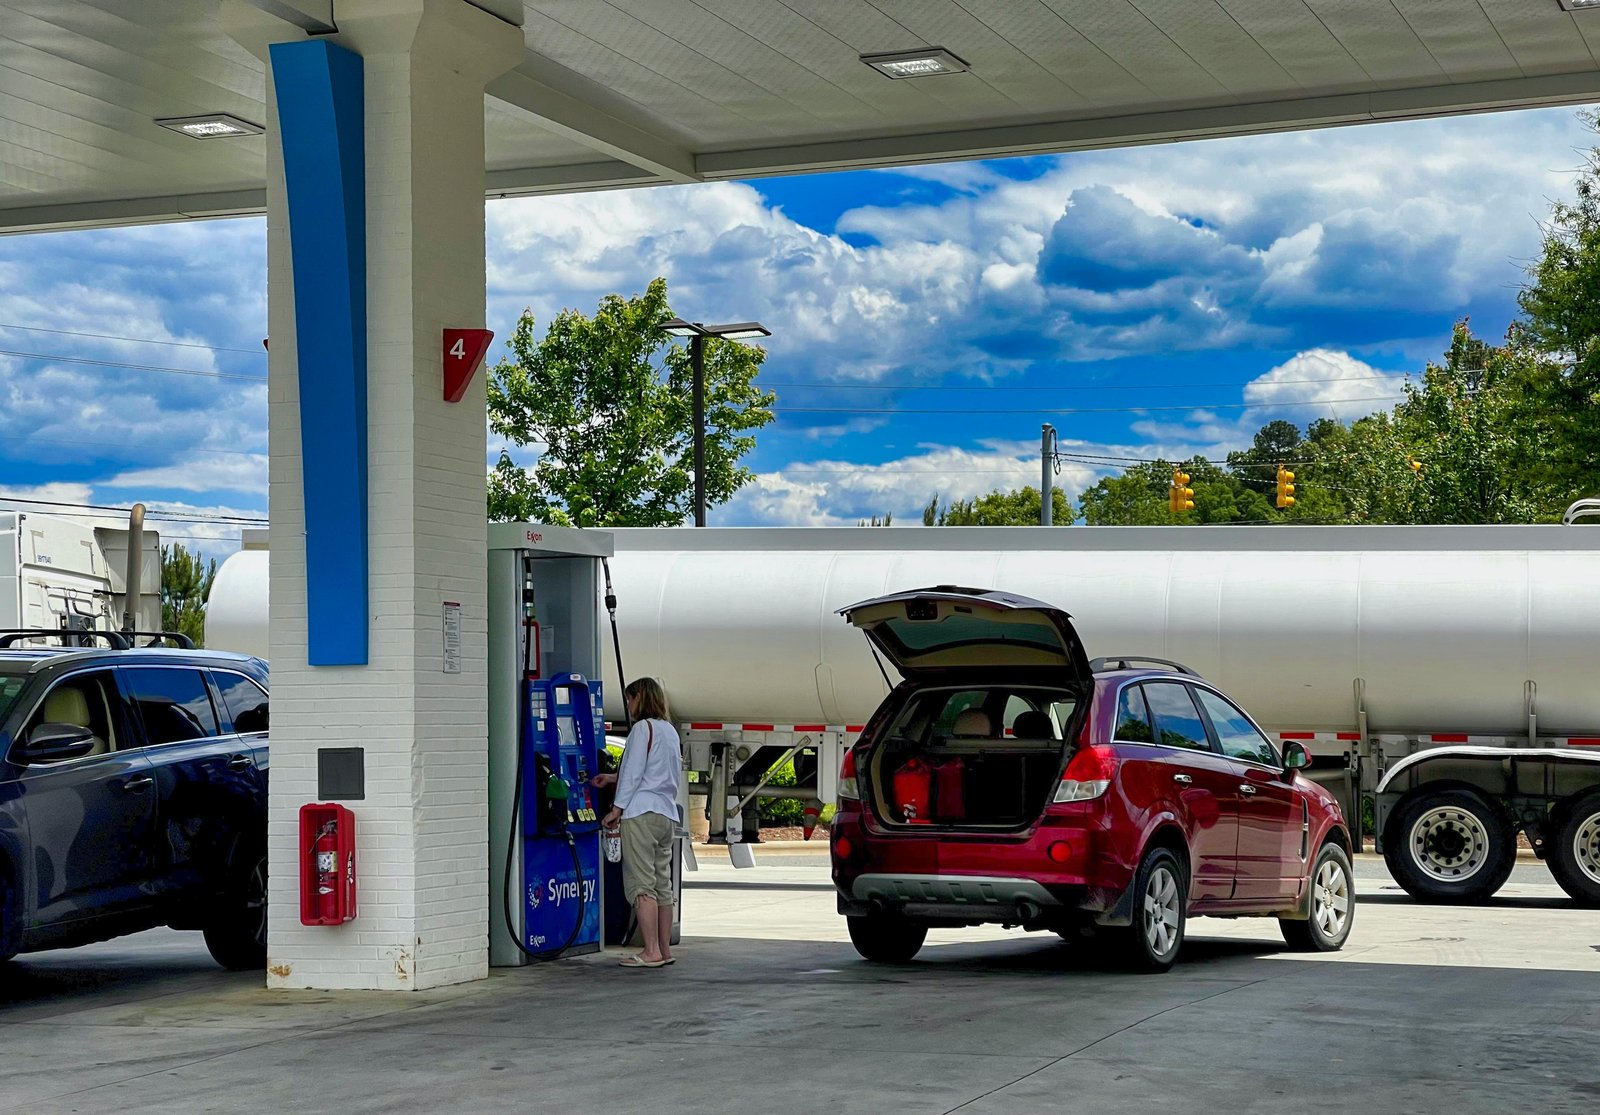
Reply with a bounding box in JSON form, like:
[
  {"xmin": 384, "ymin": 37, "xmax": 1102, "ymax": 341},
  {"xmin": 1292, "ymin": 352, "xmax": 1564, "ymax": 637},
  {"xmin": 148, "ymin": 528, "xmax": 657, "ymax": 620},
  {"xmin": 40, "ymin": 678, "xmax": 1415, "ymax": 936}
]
[
  {"xmin": 487, "ymin": 525, "xmax": 615, "ymax": 966},
  {"xmin": 519, "ymin": 672, "xmax": 603, "ymax": 954}
]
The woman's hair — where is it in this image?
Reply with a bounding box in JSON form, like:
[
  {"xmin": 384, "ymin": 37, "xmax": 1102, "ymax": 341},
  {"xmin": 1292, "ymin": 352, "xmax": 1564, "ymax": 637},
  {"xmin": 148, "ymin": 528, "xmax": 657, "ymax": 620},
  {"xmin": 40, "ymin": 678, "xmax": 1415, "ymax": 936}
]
[{"xmin": 625, "ymin": 677, "xmax": 669, "ymax": 722}]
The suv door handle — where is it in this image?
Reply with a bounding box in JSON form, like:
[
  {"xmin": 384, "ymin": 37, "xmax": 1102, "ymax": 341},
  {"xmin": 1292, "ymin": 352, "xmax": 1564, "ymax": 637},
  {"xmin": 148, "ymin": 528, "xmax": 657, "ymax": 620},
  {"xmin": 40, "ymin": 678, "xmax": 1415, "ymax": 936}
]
[
  {"xmin": 1173, "ymin": 773, "xmax": 1193, "ymax": 785},
  {"xmin": 228, "ymin": 754, "xmax": 254, "ymax": 770},
  {"xmin": 1239, "ymin": 783, "xmax": 1257, "ymax": 795},
  {"xmin": 121, "ymin": 776, "xmax": 155, "ymax": 792}
]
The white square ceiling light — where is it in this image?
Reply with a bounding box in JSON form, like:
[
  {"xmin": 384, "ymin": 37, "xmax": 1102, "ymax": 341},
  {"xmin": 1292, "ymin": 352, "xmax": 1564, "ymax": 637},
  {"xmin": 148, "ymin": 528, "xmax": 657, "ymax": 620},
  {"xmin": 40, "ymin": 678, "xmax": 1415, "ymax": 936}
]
[
  {"xmin": 155, "ymin": 113, "xmax": 265, "ymax": 139},
  {"xmin": 1559, "ymin": 0, "xmax": 1600, "ymax": 11},
  {"xmin": 861, "ymin": 48, "xmax": 970, "ymax": 79}
]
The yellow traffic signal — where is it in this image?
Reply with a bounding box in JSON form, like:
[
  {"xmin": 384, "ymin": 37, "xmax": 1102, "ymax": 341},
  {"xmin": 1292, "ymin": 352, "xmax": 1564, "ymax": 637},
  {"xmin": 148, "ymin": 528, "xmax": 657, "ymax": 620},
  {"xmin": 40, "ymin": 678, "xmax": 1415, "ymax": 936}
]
[
  {"xmin": 1408, "ymin": 456, "xmax": 1422, "ymax": 472},
  {"xmin": 1169, "ymin": 469, "xmax": 1194, "ymax": 513},
  {"xmin": 1275, "ymin": 464, "xmax": 1296, "ymax": 509}
]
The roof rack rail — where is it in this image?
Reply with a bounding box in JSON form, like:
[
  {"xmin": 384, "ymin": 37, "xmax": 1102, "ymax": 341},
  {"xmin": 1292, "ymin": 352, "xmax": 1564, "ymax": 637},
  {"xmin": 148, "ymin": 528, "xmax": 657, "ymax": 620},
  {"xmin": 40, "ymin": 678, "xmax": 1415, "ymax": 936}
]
[
  {"xmin": 125, "ymin": 631, "xmax": 197, "ymax": 649},
  {"xmin": 0, "ymin": 629, "xmax": 132, "ymax": 650},
  {"xmin": 1089, "ymin": 655, "xmax": 1200, "ymax": 677}
]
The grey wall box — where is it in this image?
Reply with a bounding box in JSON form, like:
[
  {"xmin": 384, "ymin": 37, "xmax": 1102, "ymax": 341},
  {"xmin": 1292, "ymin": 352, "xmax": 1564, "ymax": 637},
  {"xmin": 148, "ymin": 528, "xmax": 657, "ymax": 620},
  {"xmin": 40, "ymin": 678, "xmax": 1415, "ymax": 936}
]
[{"xmin": 317, "ymin": 747, "xmax": 365, "ymax": 800}]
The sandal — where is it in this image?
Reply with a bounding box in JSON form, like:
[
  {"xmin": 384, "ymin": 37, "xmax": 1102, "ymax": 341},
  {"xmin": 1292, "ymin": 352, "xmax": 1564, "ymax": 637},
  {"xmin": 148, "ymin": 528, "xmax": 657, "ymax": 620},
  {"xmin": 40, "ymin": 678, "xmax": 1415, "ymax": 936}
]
[{"xmin": 619, "ymin": 955, "xmax": 667, "ymax": 969}]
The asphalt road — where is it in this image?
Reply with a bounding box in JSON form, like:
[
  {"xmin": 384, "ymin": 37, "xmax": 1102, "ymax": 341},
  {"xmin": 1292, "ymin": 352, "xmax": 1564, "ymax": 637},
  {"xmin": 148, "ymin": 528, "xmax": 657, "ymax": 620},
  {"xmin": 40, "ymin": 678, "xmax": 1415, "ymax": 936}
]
[{"xmin": 2, "ymin": 853, "xmax": 1596, "ymax": 1114}]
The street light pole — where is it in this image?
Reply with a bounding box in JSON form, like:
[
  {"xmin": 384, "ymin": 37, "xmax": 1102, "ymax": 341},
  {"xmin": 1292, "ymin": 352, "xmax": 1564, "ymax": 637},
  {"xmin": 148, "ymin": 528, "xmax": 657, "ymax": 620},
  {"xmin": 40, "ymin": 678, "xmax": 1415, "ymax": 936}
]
[
  {"xmin": 691, "ymin": 332, "xmax": 707, "ymax": 528},
  {"xmin": 660, "ymin": 315, "xmax": 771, "ymax": 529},
  {"xmin": 1041, "ymin": 423, "xmax": 1057, "ymax": 527}
]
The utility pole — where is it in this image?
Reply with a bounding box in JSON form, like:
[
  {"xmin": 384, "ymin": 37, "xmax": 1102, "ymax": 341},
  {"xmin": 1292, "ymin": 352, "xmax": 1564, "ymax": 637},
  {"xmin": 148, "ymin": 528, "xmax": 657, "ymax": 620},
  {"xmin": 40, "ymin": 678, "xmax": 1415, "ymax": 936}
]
[
  {"xmin": 1040, "ymin": 423, "xmax": 1057, "ymax": 526},
  {"xmin": 690, "ymin": 332, "xmax": 706, "ymax": 527}
]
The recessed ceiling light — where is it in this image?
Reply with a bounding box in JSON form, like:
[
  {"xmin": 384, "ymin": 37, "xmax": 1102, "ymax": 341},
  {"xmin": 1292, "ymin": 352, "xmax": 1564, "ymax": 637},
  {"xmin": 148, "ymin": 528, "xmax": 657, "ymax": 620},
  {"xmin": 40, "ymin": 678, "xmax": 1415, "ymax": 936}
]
[
  {"xmin": 861, "ymin": 47, "xmax": 970, "ymax": 79},
  {"xmin": 155, "ymin": 113, "xmax": 265, "ymax": 140},
  {"xmin": 1559, "ymin": 0, "xmax": 1600, "ymax": 11}
]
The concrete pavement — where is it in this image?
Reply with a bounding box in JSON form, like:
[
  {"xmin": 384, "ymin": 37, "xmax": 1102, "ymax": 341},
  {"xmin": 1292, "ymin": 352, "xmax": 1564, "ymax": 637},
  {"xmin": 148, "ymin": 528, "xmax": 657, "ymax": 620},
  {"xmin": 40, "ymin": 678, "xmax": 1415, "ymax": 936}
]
[{"xmin": 2, "ymin": 853, "xmax": 1598, "ymax": 1114}]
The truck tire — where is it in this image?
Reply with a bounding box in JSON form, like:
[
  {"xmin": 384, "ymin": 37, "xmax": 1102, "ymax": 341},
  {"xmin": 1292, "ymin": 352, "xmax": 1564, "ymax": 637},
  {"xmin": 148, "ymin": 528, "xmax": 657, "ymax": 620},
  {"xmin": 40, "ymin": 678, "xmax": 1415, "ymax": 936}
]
[
  {"xmin": 846, "ymin": 911, "xmax": 927, "ymax": 963},
  {"xmin": 1548, "ymin": 791, "xmax": 1600, "ymax": 906},
  {"xmin": 1280, "ymin": 843, "xmax": 1355, "ymax": 951},
  {"xmin": 1112, "ymin": 847, "xmax": 1186, "ymax": 973},
  {"xmin": 1385, "ymin": 789, "xmax": 1515, "ymax": 903},
  {"xmin": 203, "ymin": 848, "xmax": 268, "ymax": 971}
]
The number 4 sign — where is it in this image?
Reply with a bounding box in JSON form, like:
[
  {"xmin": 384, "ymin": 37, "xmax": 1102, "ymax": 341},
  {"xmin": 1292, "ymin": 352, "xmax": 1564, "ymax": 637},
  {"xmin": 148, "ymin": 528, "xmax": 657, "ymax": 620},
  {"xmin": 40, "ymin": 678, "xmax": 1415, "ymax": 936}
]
[{"xmin": 442, "ymin": 328, "xmax": 494, "ymax": 403}]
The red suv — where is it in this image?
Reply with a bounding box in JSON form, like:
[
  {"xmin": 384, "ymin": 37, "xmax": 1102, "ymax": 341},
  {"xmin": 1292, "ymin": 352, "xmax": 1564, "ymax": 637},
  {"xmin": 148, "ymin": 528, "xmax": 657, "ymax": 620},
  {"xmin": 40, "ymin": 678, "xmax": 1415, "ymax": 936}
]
[{"xmin": 830, "ymin": 587, "xmax": 1354, "ymax": 971}]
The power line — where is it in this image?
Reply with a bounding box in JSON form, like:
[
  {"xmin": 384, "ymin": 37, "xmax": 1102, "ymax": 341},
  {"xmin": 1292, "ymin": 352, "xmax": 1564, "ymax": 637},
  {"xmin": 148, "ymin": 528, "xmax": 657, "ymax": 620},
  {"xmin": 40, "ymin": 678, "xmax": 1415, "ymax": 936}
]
[
  {"xmin": 0, "ymin": 322, "xmax": 266, "ymax": 357},
  {"xmin": 0, "ymin": 494, "xmax": 266, "ymax": 524},
  {"xmin": 760, "ymin": 373, "xmax": 1408, "ymax": 392},
  {"xmin": 771, "ymin": 394, "xmax": 1405, "ymax": 416},
  {"xmin": 8, "ymin": 434, "xmax": 261, "ymax": 458},
  {"xmin": 0, "ymin": 347, "xmax": 266, "ymax": 383}
]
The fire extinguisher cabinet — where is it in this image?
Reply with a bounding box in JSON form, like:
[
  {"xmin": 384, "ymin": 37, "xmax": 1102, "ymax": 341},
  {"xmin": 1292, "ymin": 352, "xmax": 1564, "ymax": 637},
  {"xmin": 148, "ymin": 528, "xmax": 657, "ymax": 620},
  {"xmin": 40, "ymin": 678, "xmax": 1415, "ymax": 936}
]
[{"xmin": 299, "ymin": 802, "xmax": 358, "ymax": 926}]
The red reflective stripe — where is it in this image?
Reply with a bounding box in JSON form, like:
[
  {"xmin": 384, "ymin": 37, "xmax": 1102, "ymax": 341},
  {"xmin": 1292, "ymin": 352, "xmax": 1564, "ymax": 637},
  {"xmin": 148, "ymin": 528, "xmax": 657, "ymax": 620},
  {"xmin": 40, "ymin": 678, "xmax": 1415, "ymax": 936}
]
[
  {"xmin": 846, "ymin": 725, "xmax": 865, "ymax": 733},
  {"xmin": 1567, "ymin": 738, "xmax": 1600, "ymax": 747},
  {"xmin": 1431, "ymin": 734, "xmax": 1470, "ymax": 743},
  {"xmin": 688, "ymin": 722, "xmax": 722, "ymax": 731},
  {"xmin": 1279, "ymin": 732, "xmax": 1315, "ymax": 740},
  {"xmin": 793, "ymin": 724, "xmax": 828, "ymax": 732},
  {"xmin": 742, "ymin": 723, "xmax": 776, "ymax": 732},
  {"xmin": 1336, "ymin": 732, "xmax": 1361, "ymax": 741}
]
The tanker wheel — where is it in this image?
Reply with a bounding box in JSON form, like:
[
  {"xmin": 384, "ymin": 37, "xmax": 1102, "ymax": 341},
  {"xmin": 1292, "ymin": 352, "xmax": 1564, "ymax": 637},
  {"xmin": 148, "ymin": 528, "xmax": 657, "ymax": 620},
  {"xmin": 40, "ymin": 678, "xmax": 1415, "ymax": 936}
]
[
  {"xmin": 1385, "ymin": 789, "xmax": 1515, "ymax": 904},
  {"xmin": 846, "ymin": 911, "xmax": 927, "ymax": 963},
  {"xmin": 1548, "ymin": 791, "xmax": 1600, "ymax": 906}
]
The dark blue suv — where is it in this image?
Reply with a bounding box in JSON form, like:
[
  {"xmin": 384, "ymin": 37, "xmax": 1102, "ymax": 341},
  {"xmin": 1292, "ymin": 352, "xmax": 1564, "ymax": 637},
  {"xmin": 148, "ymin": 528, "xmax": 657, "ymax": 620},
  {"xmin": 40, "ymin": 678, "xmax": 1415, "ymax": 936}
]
[{"xmin": 0, "ymin": 636, "xmax": 269, "ymax": 970}]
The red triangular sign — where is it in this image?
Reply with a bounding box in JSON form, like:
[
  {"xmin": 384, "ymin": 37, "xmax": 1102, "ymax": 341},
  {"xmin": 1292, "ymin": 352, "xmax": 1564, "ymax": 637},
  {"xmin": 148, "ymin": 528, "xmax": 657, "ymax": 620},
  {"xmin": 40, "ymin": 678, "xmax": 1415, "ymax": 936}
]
[{"xmin": 442, "ymin": 328, "xmax": 494, "ymax": 403}]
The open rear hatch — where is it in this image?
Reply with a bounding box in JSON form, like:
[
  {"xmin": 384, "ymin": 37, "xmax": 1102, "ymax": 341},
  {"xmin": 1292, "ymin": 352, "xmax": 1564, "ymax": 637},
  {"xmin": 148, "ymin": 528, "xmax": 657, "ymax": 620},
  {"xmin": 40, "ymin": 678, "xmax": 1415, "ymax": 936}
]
[{"xmin": 839, "ymin": 587, "xmax": 1092, "ymax": 832}]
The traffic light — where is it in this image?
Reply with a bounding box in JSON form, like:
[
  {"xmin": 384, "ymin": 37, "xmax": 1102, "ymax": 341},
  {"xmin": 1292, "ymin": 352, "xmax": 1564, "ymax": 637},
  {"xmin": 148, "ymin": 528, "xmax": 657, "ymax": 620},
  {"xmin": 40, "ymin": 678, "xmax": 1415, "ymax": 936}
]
[
  {"xmin": 1169, "ymin": 468, "xmax": 1194, "ymax": 513},
  {"xmin": 1408, "ymin": 456, "xmax": 1422, "ymax": 473},
  {"xmin": 1275, "ymin": 464, "xmax": 1296, "ymax": 509}
]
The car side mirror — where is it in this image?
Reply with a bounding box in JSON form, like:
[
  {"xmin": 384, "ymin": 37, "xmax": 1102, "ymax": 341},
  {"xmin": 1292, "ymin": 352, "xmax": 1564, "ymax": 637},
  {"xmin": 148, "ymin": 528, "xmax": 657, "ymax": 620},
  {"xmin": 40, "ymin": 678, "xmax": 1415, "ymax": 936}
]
[
  {"xmin": 18, "ymin": 723, "xmax": 97, "ymax": 764},
  {"xmin": 1282, "ymin": 741, "xmax": 1311, "ymax": 777}
]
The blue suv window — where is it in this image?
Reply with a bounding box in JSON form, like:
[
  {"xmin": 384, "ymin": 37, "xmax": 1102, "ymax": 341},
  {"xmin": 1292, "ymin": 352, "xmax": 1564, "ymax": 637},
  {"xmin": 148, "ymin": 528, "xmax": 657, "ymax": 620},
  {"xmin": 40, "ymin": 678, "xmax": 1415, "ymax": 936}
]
[
  {"xmin": 213, "ymin": 671, "xmax": 269, "ymax": 735},
  {"xmin": 122, "ymin": 668, "xmax": 219, "ymax": 745}
]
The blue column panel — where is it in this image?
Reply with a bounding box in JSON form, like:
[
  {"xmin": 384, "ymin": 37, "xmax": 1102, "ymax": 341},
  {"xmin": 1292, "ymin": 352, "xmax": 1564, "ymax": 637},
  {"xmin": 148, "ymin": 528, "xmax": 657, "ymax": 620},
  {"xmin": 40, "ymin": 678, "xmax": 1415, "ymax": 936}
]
[{"xmin": 270, "ymin": 39, "xmax": 368, "ymax": 666}]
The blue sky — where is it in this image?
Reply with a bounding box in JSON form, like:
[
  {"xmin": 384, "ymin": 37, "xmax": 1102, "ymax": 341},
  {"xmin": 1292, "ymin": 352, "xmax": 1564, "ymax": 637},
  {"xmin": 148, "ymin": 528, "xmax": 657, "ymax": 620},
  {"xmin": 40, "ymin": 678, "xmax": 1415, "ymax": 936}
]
[{"xmin": 1, "ymin": 105, "xmax": 1595, "ymax": 555}]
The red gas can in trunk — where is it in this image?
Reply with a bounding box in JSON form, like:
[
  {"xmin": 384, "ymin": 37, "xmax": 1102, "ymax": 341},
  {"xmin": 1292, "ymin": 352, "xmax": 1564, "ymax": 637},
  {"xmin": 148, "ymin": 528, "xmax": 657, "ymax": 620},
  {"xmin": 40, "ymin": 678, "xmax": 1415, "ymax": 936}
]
[
  {"xmin": 892, "ymin": 758, "xmax": 933, "ymax": 823},
  {"xmin": 930, "ymin": 757, "xmax": 966, "ymax": 822}
]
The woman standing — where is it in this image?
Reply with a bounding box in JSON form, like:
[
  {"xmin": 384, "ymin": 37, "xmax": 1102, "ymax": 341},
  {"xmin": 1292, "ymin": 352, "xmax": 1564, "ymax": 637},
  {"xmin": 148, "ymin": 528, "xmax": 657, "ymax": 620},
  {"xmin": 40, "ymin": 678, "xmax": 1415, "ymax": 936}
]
[{"xmin": 597, "ymin": 678, "xmax": 683, "ymax": 969}]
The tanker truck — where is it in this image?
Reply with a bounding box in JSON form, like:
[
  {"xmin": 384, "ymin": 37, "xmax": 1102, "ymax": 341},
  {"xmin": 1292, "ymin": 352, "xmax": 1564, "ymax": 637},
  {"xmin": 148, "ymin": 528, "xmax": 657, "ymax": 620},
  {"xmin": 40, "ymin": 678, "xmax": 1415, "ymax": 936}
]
[{"xmin": 207, "ymin": 520, "xmax": 1600, "ymax": 904}]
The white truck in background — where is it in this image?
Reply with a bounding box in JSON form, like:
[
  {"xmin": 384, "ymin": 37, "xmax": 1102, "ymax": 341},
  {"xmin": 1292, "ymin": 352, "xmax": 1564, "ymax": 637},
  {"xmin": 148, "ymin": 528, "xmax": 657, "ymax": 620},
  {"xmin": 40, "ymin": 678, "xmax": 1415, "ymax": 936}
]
[
  {"xmin": 0, "ymin": 510, "xmax": 161, "ymax": 638},
  {"xmin": 209, "ymin": 512, "xmax": 1600, "ymax": 904}
]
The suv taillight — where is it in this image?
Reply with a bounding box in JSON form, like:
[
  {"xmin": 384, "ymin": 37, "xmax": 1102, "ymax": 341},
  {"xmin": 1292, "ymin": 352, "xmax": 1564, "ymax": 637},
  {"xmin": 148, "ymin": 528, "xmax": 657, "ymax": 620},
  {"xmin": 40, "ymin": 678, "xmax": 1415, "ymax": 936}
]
[
  {"xmin": 1054, "ymin": 745, "xmax": 1118, "ymax": 803},
  {"xmin": 837, "ymin": 746, "xmax": 860, "ymax": 801}
]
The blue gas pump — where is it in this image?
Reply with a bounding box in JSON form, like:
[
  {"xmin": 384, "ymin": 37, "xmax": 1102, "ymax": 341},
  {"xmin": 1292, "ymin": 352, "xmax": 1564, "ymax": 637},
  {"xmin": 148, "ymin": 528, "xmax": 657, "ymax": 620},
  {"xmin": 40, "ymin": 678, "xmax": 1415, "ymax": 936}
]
[{"xmin": 521, "ymin": 672, "xmax": 604, "ymax": 954}]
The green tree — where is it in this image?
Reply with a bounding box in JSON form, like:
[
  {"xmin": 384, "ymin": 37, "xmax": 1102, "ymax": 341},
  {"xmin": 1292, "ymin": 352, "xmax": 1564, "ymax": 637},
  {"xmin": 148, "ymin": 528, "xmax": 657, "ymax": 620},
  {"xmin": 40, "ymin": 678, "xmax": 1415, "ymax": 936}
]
[
  {"xmin": 486, "ymin": 278, "xmax": 776, "ymax": 526},
  {"xmin": 924, "ymin": 487, "xmax": 1074, "ymax": 525},
  {"xmin": 163, "ymin": 544, "xmax": 216, "ymax": 647},
  {"xmin": 1518, "ymin": 109, "xmax": 1600, "ymax": 487},
  {"xmin": 1077, "ymin": 458, "xmax": 1271, "ymax": 525},
  {"xmin": 858, "ymin": 514, "xmax": 893, "ymax": 526}
]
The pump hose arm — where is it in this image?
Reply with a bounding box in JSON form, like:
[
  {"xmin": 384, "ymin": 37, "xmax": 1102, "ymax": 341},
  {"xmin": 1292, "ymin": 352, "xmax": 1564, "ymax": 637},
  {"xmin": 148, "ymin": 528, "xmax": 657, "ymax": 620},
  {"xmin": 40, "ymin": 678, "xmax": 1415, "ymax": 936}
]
[{"xmin": 602, "ymin": 557, "xmax": 629, "ymax": 732}]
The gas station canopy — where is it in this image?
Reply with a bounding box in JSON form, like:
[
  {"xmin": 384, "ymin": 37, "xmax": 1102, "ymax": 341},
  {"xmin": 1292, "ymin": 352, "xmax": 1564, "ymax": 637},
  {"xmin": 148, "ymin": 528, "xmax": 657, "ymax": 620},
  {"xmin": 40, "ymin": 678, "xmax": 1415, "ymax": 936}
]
[{"xmin": 6, "ymin": 0, "xmax": 1600, "ymax": 234}]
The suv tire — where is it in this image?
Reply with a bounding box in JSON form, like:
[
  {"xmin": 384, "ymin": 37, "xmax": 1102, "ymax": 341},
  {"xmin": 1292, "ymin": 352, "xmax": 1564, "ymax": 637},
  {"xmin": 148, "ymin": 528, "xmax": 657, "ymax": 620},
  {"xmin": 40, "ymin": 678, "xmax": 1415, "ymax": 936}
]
[
  {"xmin": 0, "ymin": 869, "xmax": 19, "ymax": 964},
  {"xmin": 204, "ymin": 848, "xmax": 267, "ymax": 971},
  {"xmin": 1280, "ymin": 842, "xmax": 1354, "ymax": 951},
  {"xmin": 1114, "ymin": 847, "xmax": 1186, "ymax": 973},
  {"xmin": 1385, "ymin": 789, "xmax": 1515, "ymax": 904},
  {"xmin": 1547, "ymin": 791, "xmax": 1600, "ymax": 907},
  {"xmin": 846, "ymin": 911, "xmax": 927, "ymax": 963}
]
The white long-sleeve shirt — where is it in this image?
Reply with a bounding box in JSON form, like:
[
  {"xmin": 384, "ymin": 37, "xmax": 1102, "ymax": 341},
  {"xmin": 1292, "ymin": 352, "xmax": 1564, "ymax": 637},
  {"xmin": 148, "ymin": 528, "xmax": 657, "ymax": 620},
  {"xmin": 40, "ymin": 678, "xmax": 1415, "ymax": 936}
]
[{"xmin": 613, "ymin": 718, "xmax": 683, "ymax": 823}]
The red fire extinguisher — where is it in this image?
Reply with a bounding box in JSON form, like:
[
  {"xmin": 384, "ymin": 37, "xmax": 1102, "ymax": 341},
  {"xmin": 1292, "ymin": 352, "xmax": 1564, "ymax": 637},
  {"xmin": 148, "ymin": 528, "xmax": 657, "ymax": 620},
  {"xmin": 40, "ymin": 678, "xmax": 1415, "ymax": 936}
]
[{"xmin": 313, "ymin": 820, "xmax": 339, "ymax": 923}]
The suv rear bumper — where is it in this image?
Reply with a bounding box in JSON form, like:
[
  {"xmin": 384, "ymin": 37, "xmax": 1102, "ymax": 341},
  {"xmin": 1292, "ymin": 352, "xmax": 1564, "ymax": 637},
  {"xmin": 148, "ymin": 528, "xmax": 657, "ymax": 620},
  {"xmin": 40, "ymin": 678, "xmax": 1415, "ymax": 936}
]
[{"xmin": 838, "ymin": 872, "xmax": 1082, "ymax": 922}]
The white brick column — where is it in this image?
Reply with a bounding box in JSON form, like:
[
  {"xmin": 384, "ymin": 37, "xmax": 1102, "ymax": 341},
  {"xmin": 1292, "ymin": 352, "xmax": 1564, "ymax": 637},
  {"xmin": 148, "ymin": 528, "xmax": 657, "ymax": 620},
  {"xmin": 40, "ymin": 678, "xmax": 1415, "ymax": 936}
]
[{"xmin": 231, "ymin": 0, "xmax": 521, "ymax": 990}]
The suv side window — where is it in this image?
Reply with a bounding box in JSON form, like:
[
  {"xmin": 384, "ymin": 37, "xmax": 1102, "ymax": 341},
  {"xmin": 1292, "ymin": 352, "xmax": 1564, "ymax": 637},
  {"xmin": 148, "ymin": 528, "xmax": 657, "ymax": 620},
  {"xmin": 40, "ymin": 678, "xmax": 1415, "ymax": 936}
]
[
  {"xmin": 213, "ymin": 671, "xmax": 269, "ymax": 735},
  {"xmin": 1142, "ymin": 682, "xmax": 1214, "ymax": 753},
  {"xmin": 1194, "ymin": 688, "xmax": 1280, "ymax": 767},
  {"xmin": 1113, "ymin": 684, "xmax": 1155, "ymax": 743},
  {"xmin": 121, "ymin": 667, "xmax": 220, "ymax": 745},
  {"xmin": 20, "ymin": 671, "xmax": 123, "ymax": 760}
]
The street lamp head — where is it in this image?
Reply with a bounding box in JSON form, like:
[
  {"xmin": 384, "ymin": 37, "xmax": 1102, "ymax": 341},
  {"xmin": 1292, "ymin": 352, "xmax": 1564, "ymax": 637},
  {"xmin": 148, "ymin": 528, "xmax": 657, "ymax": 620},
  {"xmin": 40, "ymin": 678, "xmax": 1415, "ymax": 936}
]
[
  {"xmin": 705, "ymin": 321, "xmax": 771, "ymax": 341},
  {"xmin": 660, "ymin": 317, "xmax": 701, "ymax": 338}
]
